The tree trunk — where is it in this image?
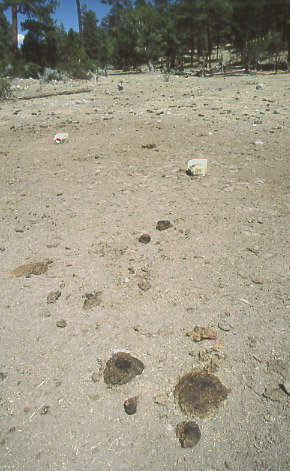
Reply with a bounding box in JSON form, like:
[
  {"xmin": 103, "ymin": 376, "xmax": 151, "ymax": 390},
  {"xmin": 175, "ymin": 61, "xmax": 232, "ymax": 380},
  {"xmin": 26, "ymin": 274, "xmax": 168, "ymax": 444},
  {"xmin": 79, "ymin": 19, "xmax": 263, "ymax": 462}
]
[
  {"xmin": 12, "ymin": 4, "xmax": 18, "ymax": 59},
  {"xmin": 207, "ymin": 18, "xmax": 212, "ymax": 69},
  {"xmin": 197, "ymin": 37, "xmax": 202, "ymax": 62},
  {"xmin": 190, "ymin": 35, "xmax": 194, "ymax": 67},
  {"xmin": 148, "ymin": 60, "xmax": 154, "ymax": 71},
  {"xmin": 287, "ymin": 21, "xmax": 290, "ymax": 63},
  {"xmin": 76, "ymin": 0, "xmax": 84, "ymax": 50}
]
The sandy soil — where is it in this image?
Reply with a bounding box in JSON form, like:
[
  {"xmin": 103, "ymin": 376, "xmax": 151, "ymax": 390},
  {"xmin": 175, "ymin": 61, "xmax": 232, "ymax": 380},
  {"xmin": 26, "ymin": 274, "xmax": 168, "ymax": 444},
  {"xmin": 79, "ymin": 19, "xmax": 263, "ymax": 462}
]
[{"xmin": 0, "ymin": 71, "xmax": 289, "ymax": 471}]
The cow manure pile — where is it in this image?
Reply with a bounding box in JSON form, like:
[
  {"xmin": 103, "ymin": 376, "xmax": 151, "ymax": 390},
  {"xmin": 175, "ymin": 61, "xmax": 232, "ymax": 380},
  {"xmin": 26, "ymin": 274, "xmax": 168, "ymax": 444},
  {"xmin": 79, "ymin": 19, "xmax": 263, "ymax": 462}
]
[
  {"xmin": 174, "ymin": 371, "xmax": 229, "ymax": 418},
  {"xmin": 103, "ymin": 352, "xmax": 145, "ymax": 386}
]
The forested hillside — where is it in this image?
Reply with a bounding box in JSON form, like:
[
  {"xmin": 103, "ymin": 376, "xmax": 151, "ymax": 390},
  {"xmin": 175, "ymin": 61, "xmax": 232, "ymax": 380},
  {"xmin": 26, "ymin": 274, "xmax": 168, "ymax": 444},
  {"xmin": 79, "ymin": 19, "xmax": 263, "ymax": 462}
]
[{"xmin": 0, "ymin": 0, "xmax": 289, "ymax": 78}]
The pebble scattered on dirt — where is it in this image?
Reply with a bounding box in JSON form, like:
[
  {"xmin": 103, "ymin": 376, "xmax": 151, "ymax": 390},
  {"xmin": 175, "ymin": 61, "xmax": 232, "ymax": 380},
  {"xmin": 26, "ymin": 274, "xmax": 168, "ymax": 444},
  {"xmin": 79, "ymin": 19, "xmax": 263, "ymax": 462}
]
[
  {"xmin": 137, "ymin": 279, "xmax": 151, "ymax": 291},
  {"xmin": 56, "ymin": 319, "xmax": 67, "ymax": 328},
  {"xmin": 139, "ymin": 234, "xmax": 151, "ymax": 244},
  {"xmin": 156, "ymin": 220, "xmax": 173, "ymax": 231},
  {"xmin": 124, "ymin": 396, "xmax": 138, "ymax": 415},
  {"xmin": 47, "ymin": 290, "xmax": 61, "ymax": 303},
  {"xmin": 83, "ymin": 291, "xmax": 102, "ymax": 309},
  {"xmin": 187, "ymin": 326, "xmax": 217, "ymax": 342},
  {"xmin": 176, "ymin": 421, "xmax": 201, "ymax": 448}
]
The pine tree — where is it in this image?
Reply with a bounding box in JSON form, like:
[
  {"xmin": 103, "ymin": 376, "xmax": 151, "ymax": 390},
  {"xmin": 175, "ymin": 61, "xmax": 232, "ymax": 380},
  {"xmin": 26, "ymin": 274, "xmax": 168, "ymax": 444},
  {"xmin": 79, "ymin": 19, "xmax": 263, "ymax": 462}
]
[
  {"xmin": 0, "ymin": 4, "xmax": 12, "ymax": 67},
  {"xmin": 2, "ymin": 0, "xmax": 58, "ymax": 58},
  {"xmin": 76, "ymin": 0, "xmax": 84, "ymax": 49}
]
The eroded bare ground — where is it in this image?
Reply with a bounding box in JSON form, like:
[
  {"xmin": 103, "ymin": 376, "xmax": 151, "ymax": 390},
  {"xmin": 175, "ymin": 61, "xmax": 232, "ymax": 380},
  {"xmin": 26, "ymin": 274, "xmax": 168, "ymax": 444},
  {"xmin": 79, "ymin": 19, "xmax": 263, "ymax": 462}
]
[{"xmin": 0, "ymin": 72, "xmax": 289, "ymax": 470}]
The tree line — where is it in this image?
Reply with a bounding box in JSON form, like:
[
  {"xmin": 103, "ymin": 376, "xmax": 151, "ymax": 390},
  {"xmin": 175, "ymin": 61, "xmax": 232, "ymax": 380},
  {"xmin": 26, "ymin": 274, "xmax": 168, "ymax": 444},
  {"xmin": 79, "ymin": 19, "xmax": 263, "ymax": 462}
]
[{"xmin": 0, "ymin": 0, "xmax": 289, "ymax": 79}]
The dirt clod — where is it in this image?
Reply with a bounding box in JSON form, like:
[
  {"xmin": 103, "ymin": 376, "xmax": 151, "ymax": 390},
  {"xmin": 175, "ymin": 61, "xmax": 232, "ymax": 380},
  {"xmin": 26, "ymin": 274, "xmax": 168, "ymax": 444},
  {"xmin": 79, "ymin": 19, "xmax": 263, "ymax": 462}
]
[
  {"xmin": 47, "ymin": 290, "xmax": 61, "ymax": 304},
  {"xmin": 187, "ymin": 326, "xmax": 217, "ymax": 342},
  {"xmin": 141, "ymin": 143, "xmax": 156, "ymax": 149},
  {"xmin": 124, "ymin": 397, "xmax": 138, "ymax": 415},
  {"xmin": 56, "ymin": 319, "xmax": 67, "ymax": 328},
  {"xmin": 8, "ymin": 260, "xmax": 53, "ymax": 278},
  {"xmin": 83, "ymin": 292, "xmax": 102, "ymax": 309},
  {"xmin": 39, "ymin": 405, "xmax": 50, "ymax": 415},
  {"xmin": 156, "ymin": 220, "xmax": 172, "ymax": 231},
  {"xmin": 139, "ymin": 234, "xmax": 151, "ymax": 244},
  {"xmin": 103, "ymin": 352, "xmax": 144, "ymax": 386},
  {"xmin": 92, "ymin": 372, "xmax": 99, "ymax": 383},
  {"xmin": 174, "ymin": 371, "xmax": 229, "ymax": 418},
  {"xmin": 176, "ymin": 421, "xmax": 201, "ymax": 448},
  {"xmin": 138, "ymin": 280, "xmax": 151, "ymax": 291}
]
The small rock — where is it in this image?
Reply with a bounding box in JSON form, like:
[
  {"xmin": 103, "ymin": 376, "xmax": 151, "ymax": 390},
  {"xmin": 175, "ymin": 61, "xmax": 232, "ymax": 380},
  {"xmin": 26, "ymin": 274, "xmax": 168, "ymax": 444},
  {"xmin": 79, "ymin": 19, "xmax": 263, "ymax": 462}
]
[
  {"xmin": 139, "ymin": 234, "xmax": 151, "ymax": 244},
  {"xmin": 41, "ymin": 310, "xmax": 51, "ymax": 317},
  {"xmin": 281, "ymin": 380, "xmax": 290, "ymax": 395},
  {"xmin": 83, "ymin": 292, "xmax": 102, "ymax": 309},
  {"xmin": 256, "ymin": 83, "xmax": 265, "ymax": 90},
  {"xmin": 138, "ymin": 280, "xmax": 151, "ymax": 292},
  {"xmin": 124, "ymin": 397, "xmax": 138, "ymax": 415},
  {"xmin": 187, "ymin": 326, "xmax": 217, "ymax": 342},
  {"xmin": 39, "ymin": 405, "xmax": 50, "ymax": 415},
  {"xmin": 156, "ymin": 220, "xmax": 172, "ymax": 231},
  {"xmin": 92, "ymin": 372, "xmax": 99, "ymax": 383},
  {"xmin": 176, "ymin": 421, "xmax": 201, "ymax": 448},
  {"xmin": 0, "ymin": 372, "xmax": 7, "ymax": 381},
  {"xmin": 47, "ymin": 290, "xmax": 61, "ymax": 303},
  {"xmin": 141, "ymin": 143, "xmax": 157, "ymax": 149},
  {"xmin": 56, "ymin": 319, "xmax": 67, "ymax": 328},
  {"xmin": 252, "ymin": 278, "xmax": 263, "ymax": 285},
  {"xmin": 218, "ymin": 318, "xmax": 233, "ymax": 332}
]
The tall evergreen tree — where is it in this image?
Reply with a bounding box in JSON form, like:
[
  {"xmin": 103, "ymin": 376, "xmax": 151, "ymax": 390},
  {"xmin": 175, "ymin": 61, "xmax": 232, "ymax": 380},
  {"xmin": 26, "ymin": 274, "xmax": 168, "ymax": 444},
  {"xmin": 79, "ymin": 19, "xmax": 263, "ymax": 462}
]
[
  {"xmin": 82, "ymin": 6, "xmax": 99, "ymax": 59},
  {"xmin": 2, "ymin": 0, "xmax": 58, "ymax": 58},
  {"xmin": 76, "ymin": 0, "xmax": 84, "ymax": 49},
  {"xmin": 266, "ymin": 0, "xmax": 290, "ymax": 61},
  {"xmin": 0, "ymin": 4, "xmax": 12, "ymax": 67}
]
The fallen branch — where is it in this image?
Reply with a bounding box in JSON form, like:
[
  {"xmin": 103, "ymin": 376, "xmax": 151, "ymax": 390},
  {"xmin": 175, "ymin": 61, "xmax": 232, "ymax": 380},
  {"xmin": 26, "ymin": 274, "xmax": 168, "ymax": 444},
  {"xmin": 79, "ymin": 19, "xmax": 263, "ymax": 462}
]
[{"xmin": 15, "ymin": 88, "xmax": 93, "ymax": 101}]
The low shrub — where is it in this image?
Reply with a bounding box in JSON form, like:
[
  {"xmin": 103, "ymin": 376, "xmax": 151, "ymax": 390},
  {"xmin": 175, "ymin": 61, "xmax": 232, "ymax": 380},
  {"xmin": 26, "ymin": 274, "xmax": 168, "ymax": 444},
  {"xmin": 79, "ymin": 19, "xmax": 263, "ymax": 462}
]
[{"xmin": 0, "ymin": 76, "xmax": 12, "ymax": 100}]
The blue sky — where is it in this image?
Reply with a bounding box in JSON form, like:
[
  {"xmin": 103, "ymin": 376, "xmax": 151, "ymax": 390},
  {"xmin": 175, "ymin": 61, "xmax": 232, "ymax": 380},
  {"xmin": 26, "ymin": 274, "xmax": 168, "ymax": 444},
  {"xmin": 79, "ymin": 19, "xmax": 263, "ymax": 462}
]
[
  {"xmin": 53, "ymin": 0, "xmax": 110, "ymax": 31},
  {"xmin": 5, "ymin": 0, "xmax": 110, "ymax": 44}
]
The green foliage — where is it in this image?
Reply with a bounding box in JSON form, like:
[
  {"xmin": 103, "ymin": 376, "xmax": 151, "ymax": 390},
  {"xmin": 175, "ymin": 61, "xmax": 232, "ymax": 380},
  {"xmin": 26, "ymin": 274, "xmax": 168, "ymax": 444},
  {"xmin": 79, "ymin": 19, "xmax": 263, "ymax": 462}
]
[
  {"xmin": 38, "ymin": 67, "xmax": 67, "ymax": 81},
  {"xmin": 1, "ymin": 0, "xmax": 290, "ymax": 76},
  {"xmin": 248, "ymin": 32, "xmax": 286, "ymax": 63},
  {"xmin": 56, "ymin": 28, "xmax": 94, "ymax": 78},
  {"xmin": 0, "ymin": 6, "xmax": 12, "ymax": 71},
  {"xmin": 0, "ymin": 75, "xmax": 12, "ymax": 100}
]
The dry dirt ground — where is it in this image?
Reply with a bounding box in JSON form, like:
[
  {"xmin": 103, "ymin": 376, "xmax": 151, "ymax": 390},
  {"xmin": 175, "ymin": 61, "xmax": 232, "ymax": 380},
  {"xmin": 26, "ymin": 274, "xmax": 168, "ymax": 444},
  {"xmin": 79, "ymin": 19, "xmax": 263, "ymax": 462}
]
[{"xmin": 0, "ymin": 71, "xmax": 289, "ymax": 471}]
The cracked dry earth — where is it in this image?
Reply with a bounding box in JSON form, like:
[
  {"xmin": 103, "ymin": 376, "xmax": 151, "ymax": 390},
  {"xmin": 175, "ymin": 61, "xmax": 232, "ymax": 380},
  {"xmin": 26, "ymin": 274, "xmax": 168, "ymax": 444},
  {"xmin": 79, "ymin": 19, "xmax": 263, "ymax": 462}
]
[{"xmin": 0, "ymin": 72, "xmax": 289, "ymax": 471}]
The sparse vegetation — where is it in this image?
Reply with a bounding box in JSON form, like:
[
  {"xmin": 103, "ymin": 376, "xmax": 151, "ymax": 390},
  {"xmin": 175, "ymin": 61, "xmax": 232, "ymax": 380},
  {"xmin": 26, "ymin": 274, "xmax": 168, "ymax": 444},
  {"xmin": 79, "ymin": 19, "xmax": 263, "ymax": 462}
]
[
  {"xmin": 0, "ymin": 0, "xmax": 289, "ymax": 78},
  {"xmin": 0, "ymin": 76, "xmax": 12, "ymax": 100}
]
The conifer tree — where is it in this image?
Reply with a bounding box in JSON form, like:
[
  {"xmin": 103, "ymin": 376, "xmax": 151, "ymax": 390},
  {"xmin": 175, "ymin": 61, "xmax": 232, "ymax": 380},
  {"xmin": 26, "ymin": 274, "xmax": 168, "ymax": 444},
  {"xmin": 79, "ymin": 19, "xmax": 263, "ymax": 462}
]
[{"xmin": 2, "ymin": 0, "xmax": 58, "ymax": 58}]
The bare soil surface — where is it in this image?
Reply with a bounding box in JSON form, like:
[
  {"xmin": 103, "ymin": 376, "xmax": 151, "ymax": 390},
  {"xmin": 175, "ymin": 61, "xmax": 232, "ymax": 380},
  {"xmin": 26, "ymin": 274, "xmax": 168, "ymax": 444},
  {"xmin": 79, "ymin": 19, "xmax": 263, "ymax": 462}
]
[{"xmin": 0, "ymin": 72, "xmax": 289, "ymax": 471}]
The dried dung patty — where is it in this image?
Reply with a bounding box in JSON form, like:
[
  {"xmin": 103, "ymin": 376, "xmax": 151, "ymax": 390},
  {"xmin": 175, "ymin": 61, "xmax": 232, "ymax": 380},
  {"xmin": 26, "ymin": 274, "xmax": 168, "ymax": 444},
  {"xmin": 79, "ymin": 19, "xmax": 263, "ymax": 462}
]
[
  {"xmin": 104, "ymin": 352, "xmax": 144, "ymax": 386},
  {"xmin": 174, "ymin": 371, "xmax": 229, "ymax": 418}
]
